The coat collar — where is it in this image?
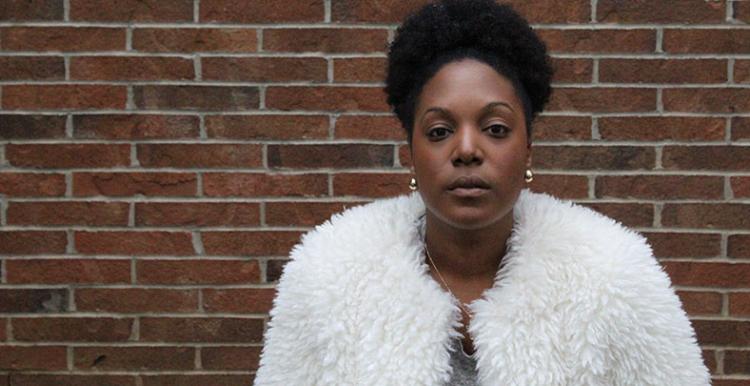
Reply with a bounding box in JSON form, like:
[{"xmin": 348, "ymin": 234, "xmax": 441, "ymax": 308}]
[{"xmin": 344, "ymin": 188, "xmax": 580, "ymax": 385}]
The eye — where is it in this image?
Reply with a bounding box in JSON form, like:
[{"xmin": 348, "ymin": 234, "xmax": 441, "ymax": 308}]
[
  {"xmin": 427, "ymin": 126, "xmax": 451, "ymax": 139},
  {"xmin": 485, "ymin": 124, "xmax": 510, "ymax": 137}
]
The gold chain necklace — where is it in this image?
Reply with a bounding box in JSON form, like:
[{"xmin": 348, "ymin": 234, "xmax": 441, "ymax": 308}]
[{"xmin": 423, "ymin": 240, "xmax": 474, "ymax": 319}]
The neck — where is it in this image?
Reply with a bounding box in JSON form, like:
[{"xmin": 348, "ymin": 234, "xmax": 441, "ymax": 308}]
[{"xmin": 423, "ymin": 210, "xmax": 513, "ymax": 281}]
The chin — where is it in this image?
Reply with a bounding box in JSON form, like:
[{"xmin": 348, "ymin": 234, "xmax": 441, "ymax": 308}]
[{"xmin": 434, "ymin": 203, "xmax": 509, "ymax": 230}]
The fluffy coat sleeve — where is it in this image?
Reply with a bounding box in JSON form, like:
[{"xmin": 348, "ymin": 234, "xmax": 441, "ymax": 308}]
[{"xmin": 602, "ymin": 234, "xmax": 711, "ymax": 385}]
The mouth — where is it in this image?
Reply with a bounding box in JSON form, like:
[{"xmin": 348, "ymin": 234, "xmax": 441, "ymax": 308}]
[
  {"xmin": 446, "ymin": 175, "xmax": 491, "ymax": 198},
  {"xmin": 447, "ymin": 175, "xmax": 491, "ymax": 190}
]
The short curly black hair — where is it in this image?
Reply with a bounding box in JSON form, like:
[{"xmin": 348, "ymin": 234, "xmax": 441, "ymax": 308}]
[{"xmin": 385, "ymin": 0, "xmax": 553, "ymax": 145}]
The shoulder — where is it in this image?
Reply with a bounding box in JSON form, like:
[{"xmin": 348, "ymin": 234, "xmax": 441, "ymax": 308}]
[
  {"xmin": 515, "ymin": 189, "xmax": 655, "ymax": 273},
  {"xmin": 273, "ymin": 192, "xmax": 423, "ymax": 296}
]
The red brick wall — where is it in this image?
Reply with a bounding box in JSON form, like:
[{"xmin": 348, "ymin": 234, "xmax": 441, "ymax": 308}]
[{"xmin": 0, "ymin": 0, "xmax": 748, "ymax": 384}]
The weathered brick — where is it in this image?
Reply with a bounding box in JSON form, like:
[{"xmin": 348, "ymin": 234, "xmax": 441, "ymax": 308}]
[
  {"xmin": 8, "ymin": 374, "xmax": 135, "ymax": 386},
  {"xmin": 0, "ymin": 0, "xmax": 63, "ymax": 20},
  {"xmin": 201, "ymin": 346, "xmax": 262, "ymax": 370},
  {"xmin": 138, "ymin": 144, "xmax": 262, "ymax": 168},
  {"xmin": 692, "ymin": 320, "xmax": 750, "ymax": 345},
  {"xmin": 133, "ymin": 28, "xmax": 258, "ymax": 52},
  {"xmin": 135, "ymin": 202, "xmax": 261, "ymax": 226},
  {"xmin": 74, "ymin": 346, "xmax": 194, "ymax": 370},
  {"xmin": 597, "ymin": 0, "xmax": 725, "ymax": 23},
  {"xmin": 74, "ymin": 114, "xmax": 200, "ymax": 140},
  {"xmin": 599, "ymin": 59, "xmax": 726, "ymax": 84},
  {"xmin": 736, "ymin": 0, "xmax": 750, "ymax": 22},
  {"xmin": 76, "ymin": 288, "xmax": 198, "ymax": 313},
  {"xmin": 75, "ymin": 231, "xmax": 194, "ymax": 256},
  {"xmin": 70, "ymin": 56, "xmax": 194, "ymax": 81},
  {"xmin": 201, "ymin": 231, "xmax": 302, "ymax": 256},
  {"xmin": 729, "ymin": 234, "xmax": 750, "ymax": 259},
  {"xmin": 333, "ymin": 57, "xmax": 387, "ymax": 83},
  {"xmin": 333, "ymin": 173, "xmax": 411, "ymax": 198},
  {"xmin": 266, "ymin": 201, "xmax": 364, "ymax": 226},
  {"xmin": 202, "ymin": 173, "xmax": 328, "ymax": 197},
  {"xmin": 12, "ymin": 317, "xmax": 133, "ymax": 342},
  {"xmin": 595, "ymin": 175, "xmax": 724, "ymax": 200},
  {"xmin": 598, "ymin": 117, "xmax": 725, "ymax": 142},
  {"xmin": 528, "ymin": 174, "xmax": 589, "ymax": 199},
  {"xmin": 74, "ymin": 172, "xmax": 197, "ymax": 197},
  {"xmin": 0, "ymin": 27, "xmax": 125, "ymax": 51},
  {"xmin": 662, "ymin": 204, "xmax": 750, "ymax": 230},
  {"xmin": 532, "ymin": 115, "xmax": 591, "ymax": 141},
  {"xmin": 663, "ymin": 146, "xmax": 750, "ymax": 171},
  {"xmin": 335, "ymin": 115, "xmax": 403, "ymax": 140},
  {"xmin": 537, "ymin": 29, "xmax": 656, "ymax": 53},
  {"xmin": 140, "ymin": 317, "xmax": 264, "ymax": 342},
  {"xmin": 71, "ymin": 0, "xmax": 193, "ymax": 22},
  {"xmin": 0, "ymin": 56, "xmax": 64, "ymax": 80},
  {"xmin": 664, "ymin": 88, "xmax": 750, "ymax": 113},
  {"xmin": 202, "ymin": 288, "xmax": 276, "ymax": 313},
  {"xmin": 0, "ymin": 115, "xmax": 67, "ymax": 140},
  {"xmin": 733, "ymin": 60, "xmax": 750, "ymax": 83},
  {"xmin": 263, "ymin": 28, "xmax": 388, "ymax": 53},
  {"xmin": 724, "ymin": 350, "xmax": 750, "ymax": 375},
  {"xmin": 0, "ymin": 289, "xmax": 68, "ymax": 313},
  {"xmin": 0, "ymin": 346, "xmax": 67, "ymax": 370},
  {"xmin": 206, "ymin": 115, "xmax": 328, "ymax": 140},
  {"xmin": 664, "ymin": 29, "xmax": 750, "ymax": 54},
  {"xmin": 141, "ymin": 375, "xmax": 251, "ymax": 386},
  {"xmin": 580, "ymin": 202, "xmax": 653, "ymax": 228},
  {"xmin": 550, "ymin": 58, "xmax": 592, "ymax": 84},
  {"xmin": 0, "ymin": 173, "xmax": 66, "ymax": 197},
  {"xmin": 0, "ymin": 231, "xmax": 67, "ymax": 254},
  {"xmin": 643, "ymin": 232, "xmax": 722, "ymax": 258},
  {"xmin": 534, "ymin": 146, "xmax": 654, "ymax": 170},
  {"xmin": 267, "ymin": 144, "xmax": 393, "ymax": 168},
  {"xmin": 5, "ymin": 259, "xmax": 131, "ymax": 284},
  {"xmin": 6, "ymin": 144, "xmax": 130, "ymax": 168},
  {"xmin": 732, "ymin": 176, "xmax": 750, "ymax": 199},
  {"xmin": 675, "ymin": 291, "xmax": 723, "ymax": 316},
  {"xmin": 266, "ymin": 86, "xmax": 389, "ymax": 111},
  {"xmin": 331, "ymin": 0, "xmax": 591, "ymax": 24},
  {"xmin": 133, "ymin": 86, "xmax": 259, "ymax": 111},
  {"xmin": 136, "ymin": 260, "xmax": 260, "ymax": 284},
  {"xmin": 733, "ymin": 117, "xmax": 750, "ymax": 141},
  {"xmin": 201, "ymin": 0, "xmax": 324, "ymax": 22},
  {"xmin": 547, "ymin": 87, "xmax": 656, "ymax": 113},
  {"xmin": 729, "ymin": 292, "xmax": 750, "ymax": 316},
  {"xmin": 2, "ymin": 85, "xmax": 127, "ymax": 110},
  {"xmin": 7, "ymin": 201, "xmax": 129, "ymax": 226},
  {"xmin": 202, "ymin": 57, "xmax": 327, "ymax": 82},
  {"xmin": 663, "ymin": 262, "xmax": 750, "ymax": 288}
]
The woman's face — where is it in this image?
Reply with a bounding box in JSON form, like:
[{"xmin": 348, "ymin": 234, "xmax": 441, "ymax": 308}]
[{"xmin": 410, "ymin": 58, "xmax": 530, "ymax": 230}]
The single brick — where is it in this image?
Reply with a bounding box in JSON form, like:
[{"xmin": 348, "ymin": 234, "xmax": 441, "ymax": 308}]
[{"xmin": 70, "ymin": 0, "xmax": 193, "ymax": 22}]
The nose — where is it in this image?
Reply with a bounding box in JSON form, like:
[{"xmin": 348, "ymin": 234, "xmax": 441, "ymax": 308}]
[{"xmin": 452, "ymin": 126, "xmax": 483, "ymax": 166}]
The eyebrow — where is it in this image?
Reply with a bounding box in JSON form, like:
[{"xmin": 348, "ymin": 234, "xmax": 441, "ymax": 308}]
[{"xmin": 421, "ymin": 101, "xmax": 515, "ymax": 121}]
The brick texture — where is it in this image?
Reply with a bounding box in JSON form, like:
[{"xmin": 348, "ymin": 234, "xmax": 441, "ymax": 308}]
[{"xmin": 1, "ymin": 0, "xmax": 747, "ymax": 383}]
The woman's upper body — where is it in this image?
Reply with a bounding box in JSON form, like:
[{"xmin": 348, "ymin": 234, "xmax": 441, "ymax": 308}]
[
  {"xmin": 255, "ymin": 1, "xmax": 710, "ymax": 384},
  {"xmin": 254, "ymin": 189, "xmax": 710, "ymax": 385}
]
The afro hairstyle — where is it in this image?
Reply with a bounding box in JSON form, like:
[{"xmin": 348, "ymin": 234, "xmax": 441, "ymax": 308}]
[{"xmin": 385, "ymin": 0, "xmax": 553, "ymax": 145}]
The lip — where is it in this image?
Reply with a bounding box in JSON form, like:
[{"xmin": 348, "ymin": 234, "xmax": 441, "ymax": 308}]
[
  {"xmin": 447, "ymin": 187, "xmax": 489, "ymax": 198},
  {"xmin": 447, "ymin": 175, "xmax": 491, "ymax": 191}
]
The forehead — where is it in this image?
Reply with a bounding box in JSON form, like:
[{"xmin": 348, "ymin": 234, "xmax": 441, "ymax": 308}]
[{"xmin": 416, "ymin": 59, "xmax": 523, "ymax": 116}]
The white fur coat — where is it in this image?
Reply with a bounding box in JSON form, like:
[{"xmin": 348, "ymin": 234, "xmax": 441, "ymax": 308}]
[{"xmin": 254, "ymin": 189, "xmax": 710, "ymax": 386}]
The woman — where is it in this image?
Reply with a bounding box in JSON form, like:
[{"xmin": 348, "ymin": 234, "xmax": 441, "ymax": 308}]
[{"xmin": 254, "ymin": 1, "xmax": 710, "ymax": 385}]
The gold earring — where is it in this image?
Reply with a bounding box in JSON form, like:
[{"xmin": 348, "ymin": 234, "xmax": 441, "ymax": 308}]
[
  {"xmin": 524, "ymin": 169, "xmax": 534, "ymax": 183},
  {"xmin": 409, "ymin": 177, "xmax": 418, "ymax": 191}
]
